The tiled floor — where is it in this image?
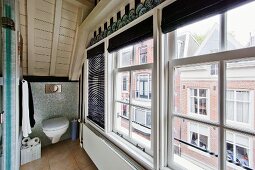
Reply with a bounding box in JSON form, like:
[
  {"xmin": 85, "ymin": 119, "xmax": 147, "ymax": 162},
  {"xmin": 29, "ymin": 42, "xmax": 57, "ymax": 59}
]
[{"xmin": 21, "ymin": 139, "xmax": 97, "ymax": 170}]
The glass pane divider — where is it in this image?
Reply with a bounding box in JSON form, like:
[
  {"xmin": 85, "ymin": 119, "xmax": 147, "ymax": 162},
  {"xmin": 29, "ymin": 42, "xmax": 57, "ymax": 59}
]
[
  {"xmin": 115, "ymin": 101, "xmax": 151, "ymax": 110},
  {"xmin": 172, "ymin": 113, "xmax": 220, "ymax": 127},
  {"xmin": 117, "ymin": 63, "xmax": 153, "ymax": 72},
  {"xmin": 172, "ymin": 46, "xmax": 255, "ymax": 67},
  {"xmin": 129, "ymin": 70, "xmax": 132, "ymax": 138},
  {"xmin": 219, "ymin": 60, "xmax": 226, "ymax": 170}
]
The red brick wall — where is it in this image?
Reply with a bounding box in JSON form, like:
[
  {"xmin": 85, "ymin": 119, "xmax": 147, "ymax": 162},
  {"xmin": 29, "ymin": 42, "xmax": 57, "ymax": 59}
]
[{"xmin": 175, "ymin": 79, "xmax": 255, "ymax": 169}]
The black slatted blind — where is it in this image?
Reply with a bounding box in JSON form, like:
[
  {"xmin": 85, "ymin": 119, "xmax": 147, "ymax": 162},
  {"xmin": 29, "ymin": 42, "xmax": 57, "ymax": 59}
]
[
  {"xmin": 108, "ymin": 16, "xmax": 153, "ymax": 53},
  {"xmin": 87, "ymin": 43, "xmax": 105, "ymax": 128},
  {"xmin": 161, "ymin": 0, "xmax": 252, "ymax": 34}
]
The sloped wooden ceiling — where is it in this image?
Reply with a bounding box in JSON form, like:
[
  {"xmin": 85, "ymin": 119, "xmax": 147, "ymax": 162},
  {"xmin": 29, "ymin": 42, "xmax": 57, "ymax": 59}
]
[{"xmin": 19, "ymin": 0, "xmax": 94, "ymax": 77}]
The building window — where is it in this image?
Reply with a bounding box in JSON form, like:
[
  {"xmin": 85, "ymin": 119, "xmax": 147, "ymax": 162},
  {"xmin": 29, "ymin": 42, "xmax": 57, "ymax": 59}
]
[
  {"xmin": 133, "ymin": 108, "xmax": 151, "ymax": 128},
  {"xmin": 135, "ymin": 74, "xmax": 151, "ymax": 100},
  {"xmin": 118, "ymin": 47, "xmax": 133, "ymax": 68},
  {"xmin": 189, "ymin": 123, "xmax": 209, "ymax": 150},
  {"xmin": 189, "ymin": 88, "xmax": 208, "ymax": 116},
  {"xmin": 122, "ymin": 76, "xmax": 128, "ymax": 91},
  {"xmin": 226, "ymin": 90, "xmax": 251, "ymax": 124},
  {"xmin": 168, "ymin": 2, "xmax": 255, "ymax": 169},
  {"xmin": 210, "ymin": 64, "xmax": 218, "ymax": 75},
  {"xmin": 113, "ymin": 39, "xmax": 153, "ymax": 153},
  {"xmin": 122, "ymin": 104, "xmax": 128, "ymax": 118},
  {"xmin": 226, "ymin": 132, "xmax": 251, "ymax": 168},
  {"xmin": 139, "ymin": 46, "xmax": 147, "ymax": 64}
]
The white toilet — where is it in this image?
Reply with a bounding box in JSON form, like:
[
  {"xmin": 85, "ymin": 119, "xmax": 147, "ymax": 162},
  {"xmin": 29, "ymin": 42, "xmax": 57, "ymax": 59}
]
[{"xmin": 42, "ymin": 117, "xmax": 69, "ymax": 144}]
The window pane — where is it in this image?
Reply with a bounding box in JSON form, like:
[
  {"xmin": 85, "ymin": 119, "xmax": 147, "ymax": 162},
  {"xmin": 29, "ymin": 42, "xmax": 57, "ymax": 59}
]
[
  {"xmin": 174, "ymin": 64, "xmax": 218, "ymax": 122},
  {"xmin": 173, "ymin": 117, "xmax": 219, "ymax": 169},
  {"xmin": 226, "ymin": 60, "xmax": 254, "ymax": 129},
  {"xmin": 131, "ymin": 69, "xmax": 152, "ymax": 108},
  {"xmin": 226, "ymin": 131, "xmax": 254, "ymax": 170},
  {"xmin": 131, "ymin": 107, "xmax": 151, "ymax": 148},
  {"xmin": 134, "ymin": 39, "xmax": 153, "ymax": 65},
  {"xmin": 115, "ymin": 102, "xmax": 129, "ymax": 136},
  {"xmin": 227, "ymin": 2, "xmax": 255, "ymax": 50},
  {"xmin": 116, "ymin": 72, "xmax": 129, "ymax": 102},
  {"xmin": 176, "ymin": 15, "xmax": 220, "ymax": 59},
  {"xmin": 117, "ymin": 39, "xmax": 153, "ymax": 68},
  {"xmin": 226, "ymin": 101, "xmax": 234, "ymax": 121}
]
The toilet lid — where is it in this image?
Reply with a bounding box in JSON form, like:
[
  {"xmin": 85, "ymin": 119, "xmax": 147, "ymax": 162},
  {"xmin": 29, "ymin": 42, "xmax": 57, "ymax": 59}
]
[{"xmin": 42, "ymin": 117, "xmax": 69, "ymax": 131}]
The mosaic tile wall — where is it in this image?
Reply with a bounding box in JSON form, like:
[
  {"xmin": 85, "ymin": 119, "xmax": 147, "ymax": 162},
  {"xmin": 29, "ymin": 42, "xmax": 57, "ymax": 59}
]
[{"xmin": 29, "ymin": 82, "xmax": 79, "ymax": 147}]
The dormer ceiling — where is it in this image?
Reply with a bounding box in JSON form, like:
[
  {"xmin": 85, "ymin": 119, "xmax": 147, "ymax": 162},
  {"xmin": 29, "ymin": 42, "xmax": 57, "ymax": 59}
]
[{"xmin": 19, "ymin": 0, "xmax": 94, "ymax": 77}]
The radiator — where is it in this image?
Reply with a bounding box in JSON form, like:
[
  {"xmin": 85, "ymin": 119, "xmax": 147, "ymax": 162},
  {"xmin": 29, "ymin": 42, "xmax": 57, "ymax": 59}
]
[{"xmin": 83, "ymin": 125, "xmax": 136, "ymax": 170}]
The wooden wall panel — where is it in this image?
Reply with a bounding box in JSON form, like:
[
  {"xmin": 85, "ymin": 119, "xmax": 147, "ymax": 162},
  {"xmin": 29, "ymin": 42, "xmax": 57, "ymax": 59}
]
[
  {"xmin": 35, "ymin": 0, "xmax": 55, "ymax": 14},
  {"xmin": 57, "ymin": 50, "xmax": 72, "ymax": 58},
  {"xmin": 35, "ymin": 38, "xmax": 52, "ymax": 48},
  {"xmin": 62, "ymin": 1, "xmax": 78, "ymax": 13},
  {"xmin": 58, "ymin": 43, "xmax": 72, "ymax": 52},
  {"xmin": 34, "ymin": 29, "xmax": 53, "ymax": 40},
  {"xmin": 56, "ymin": 57, "xmax": 70, "ymax": 64},
  {"xmin": 34, "ymin": 10, "xmax": 54, "ymax": 23},
  {"xmin": 19, "ymin": 0, "xmax": 28, "ymax": 75},
  {"xmin": 34, "ymin": 62, "xmax": 51, "ymax": 69},
  {"xmin": 34, "ymin": 19, "xmax": 54, "ymax": 32},
  {"xmin": 59, "ymin": 27, "xmax": 75, "ymax": 38},
  {"xmin": 61, "ymin": 9, "xmax": 77, "ymax": 21},
  {"xmin": 60, "ymin": 18, "xmax": 76, "ymax": 30},
  {"xmin": 34, "ymin": 54, "xmax": 51, "ymax": 63},
  {"xmin": 58, "ymin": 35, "xmax": 73, "ymax": 45},
  {"xmin": 35, "ymin": 46, "xmax": 52, "ymax": 56},
  {"xmin": 20, "ymin": 0, "xmax": 88, "ymax": 77}
]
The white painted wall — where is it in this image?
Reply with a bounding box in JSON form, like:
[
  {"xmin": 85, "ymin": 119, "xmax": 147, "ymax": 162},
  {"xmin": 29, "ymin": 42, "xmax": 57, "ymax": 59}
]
[{"xmin": 83, "ymin": 125, "xmax": 137, "ymax": 170}]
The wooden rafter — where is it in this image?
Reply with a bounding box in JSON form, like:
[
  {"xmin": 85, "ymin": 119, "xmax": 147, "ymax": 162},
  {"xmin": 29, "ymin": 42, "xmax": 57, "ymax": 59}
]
[{"xmin": 50, "ymin": 0, "xmax": 63, "ymax": 76}]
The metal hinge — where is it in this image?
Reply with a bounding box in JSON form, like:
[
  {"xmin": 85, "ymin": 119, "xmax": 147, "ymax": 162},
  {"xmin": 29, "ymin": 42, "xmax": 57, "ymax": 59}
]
[{"xmin": 2, "ymin": 17, "xmax": 15, "ymax": 30}]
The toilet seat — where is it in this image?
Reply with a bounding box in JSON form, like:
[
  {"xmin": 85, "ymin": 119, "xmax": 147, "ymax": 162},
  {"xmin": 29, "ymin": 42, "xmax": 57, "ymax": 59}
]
[{"xmin": 42, "ymin": 117, "xmax": 69, "ymax": 131}]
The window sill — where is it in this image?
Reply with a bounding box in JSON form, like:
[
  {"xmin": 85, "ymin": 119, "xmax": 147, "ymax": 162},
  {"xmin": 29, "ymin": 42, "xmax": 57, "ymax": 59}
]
[
  {"xmin": 105, "ymin": 132, "xmax": 154, "ymax": 170},
  {"xmin": 85, "ymin": 120, "xmax": 153, "ymax": 169},
  {"xmin": 226, "ymin": 120, "xmax": 253, "ymax": 130}
]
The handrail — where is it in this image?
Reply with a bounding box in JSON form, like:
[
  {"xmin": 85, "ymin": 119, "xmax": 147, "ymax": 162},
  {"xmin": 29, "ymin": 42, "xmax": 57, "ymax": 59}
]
[{"xmin": 174, "ymin": 138, "xmax": 253, "ymax": 170}]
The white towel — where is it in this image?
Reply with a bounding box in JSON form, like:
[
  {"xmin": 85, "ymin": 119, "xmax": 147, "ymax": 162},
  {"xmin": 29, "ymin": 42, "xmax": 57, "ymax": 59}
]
[{"xmin": 22, "ymin": 80, "xmax": 31, "ymax": 137}]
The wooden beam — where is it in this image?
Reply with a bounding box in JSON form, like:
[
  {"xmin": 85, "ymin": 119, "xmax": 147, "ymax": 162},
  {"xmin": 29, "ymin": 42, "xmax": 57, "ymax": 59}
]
[
  {"xmin": 69, "ymin": 0, "xmax": 125, "ymax": 80},
  {"xmin": 50, "ymin": 0, "xmax": 63, "ymax": 76},
  {"xmin": 68, "ymin": 8, "xmax": 82, "ymax": 78},
  {"xmin": 27, "ymin": 0, "xmax": 35, "ymax": 75}
]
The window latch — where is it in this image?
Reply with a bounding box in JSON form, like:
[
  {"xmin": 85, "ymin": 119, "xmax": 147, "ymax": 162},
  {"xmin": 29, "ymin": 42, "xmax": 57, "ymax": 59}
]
[
  {"xmin": 2, "ymin": 17, "xmax": 15, "ymax": 31},
  {"xmin": 136, "ymin": 144, "xmax": 145, "ymax": 152}
]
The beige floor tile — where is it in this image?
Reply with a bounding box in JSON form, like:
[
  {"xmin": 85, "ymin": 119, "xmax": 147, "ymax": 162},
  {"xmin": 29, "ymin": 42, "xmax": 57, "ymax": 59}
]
[
  {"xmin": 20, "ymin": 156, "xmax": 50, "ymax": 170},
  {"xmin": 21, "ymin": 139, "xmax": 97, "ymax": 170}
]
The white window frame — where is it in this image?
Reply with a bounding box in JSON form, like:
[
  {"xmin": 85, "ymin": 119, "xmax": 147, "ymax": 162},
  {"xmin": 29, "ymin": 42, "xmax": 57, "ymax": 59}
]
[
  {"xmin": 187, "ymin": 122, "xmax": 210, "ymax": 156},
  {"xmin": 133, "ymin": 107, "xmax": 152, "ymax": 128},
  {"xmin": 226, "ymin": 132, "xmax": 253, "ymax": 169},
  {"xmin": 139, "ymin": 46, "xmax": 148, "ymax": 64},
  {"xmin": 188, "ymin": 88, "xmax": 210, "ymax": 119},
  {"xmin": 122, "ymin": 75, "xmax": 128, "ymax": 92},
  {"xmin": 226, "ymin": 89, "xmax": 254, "ymax": 128},
  {"xmin": 84, "ymin": 10, "xmax": 158, "ymax": 170},
  {"xmin": 121, "ymin": 103, "xmax": 129, "ymax": 118},
  {"xmin": 118, "ymin": 46, "xmax": 133, "ymax": 68},
  {"xmin": 135, "ymin": 73, "xmax": 152, "ymax": 100},
  {"xmin": 210, "ymin": 64, "xmax": 218, "ymax": 76},
  {"xmin": 167, "ymin": 9, "xmax": 255, "ymax": 170},
  {"xmin": 112, "ymin": 41, "xmax": 154, "ymax": 156}
]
